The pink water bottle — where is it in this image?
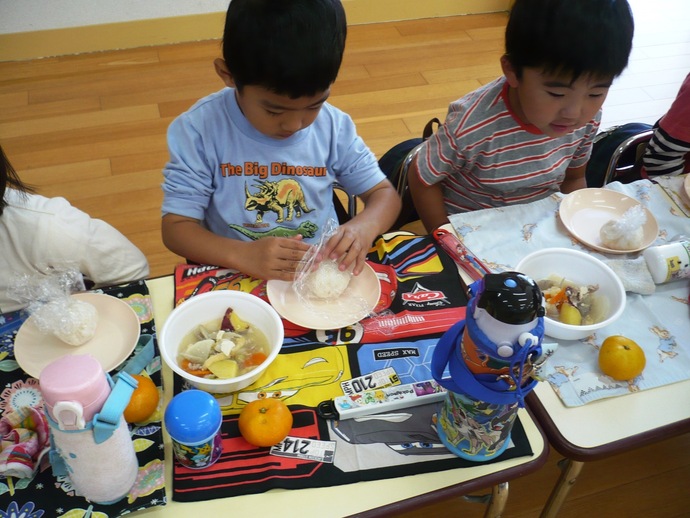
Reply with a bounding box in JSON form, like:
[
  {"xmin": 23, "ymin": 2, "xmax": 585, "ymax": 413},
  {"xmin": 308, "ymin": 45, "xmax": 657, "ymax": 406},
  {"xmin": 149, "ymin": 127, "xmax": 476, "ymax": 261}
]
[
  {"xmin": 40, "ymin": 354, "xmax": 111, "ymax": 429},
  {"xmin": 39, "ymin": 354, "xmax": 139, "ymax": 503}
]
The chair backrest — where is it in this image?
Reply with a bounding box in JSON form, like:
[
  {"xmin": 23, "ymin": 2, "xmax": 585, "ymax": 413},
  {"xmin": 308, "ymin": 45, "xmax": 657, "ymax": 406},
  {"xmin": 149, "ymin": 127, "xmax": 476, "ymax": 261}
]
[
  {"xmin": 378, "ymin": 119, "xmax": 440, "ymax": 230},
  {"xmin": 602, "ymin": 129, "xmax": 654, "ymax": 185},
  {"xmin": 332, "ymin": 183, "xmax": 357, "ymax": 224},
  {"xmin": 585, "ymin": 123, "xmax": 654, "ymax": 187},
  {"xmin": 393, "ymin": 143, "xmax": 425, "ymax": 229}
]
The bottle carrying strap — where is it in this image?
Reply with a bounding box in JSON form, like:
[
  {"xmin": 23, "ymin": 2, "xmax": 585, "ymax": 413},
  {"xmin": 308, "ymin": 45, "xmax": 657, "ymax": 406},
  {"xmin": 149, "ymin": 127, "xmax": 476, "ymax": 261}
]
[
  {"xmin": 120, "ymin": 334, "xmax": 155, "ymax": 376},
  {"xmin": 431, "ymin": 320, "xmax": 538, "ymax": 407},
  {"xmin": 431, "ymin": 320, "xmax": 466, "ymax": 395},
  {"xmin": 90, "ymin": 334, "xmax": 155, "ymax": 443},
  {"xmin": 92, "ymin": 371, "xmax": 138, "ymax": 444}
]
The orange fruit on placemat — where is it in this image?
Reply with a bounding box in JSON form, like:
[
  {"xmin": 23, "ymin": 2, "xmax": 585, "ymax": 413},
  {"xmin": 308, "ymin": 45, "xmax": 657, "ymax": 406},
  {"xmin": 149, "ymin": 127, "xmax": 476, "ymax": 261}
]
[
  {"xmin": 124, "ymin": 374, "xmax": 160, "ymax": 423},
  {"xmin": 238, "ymin": 398, "xmax": 293, "ymax": 447},
  {"xmin": 598, "ymin": 335, "xmax": 646, "ymax": 381}
]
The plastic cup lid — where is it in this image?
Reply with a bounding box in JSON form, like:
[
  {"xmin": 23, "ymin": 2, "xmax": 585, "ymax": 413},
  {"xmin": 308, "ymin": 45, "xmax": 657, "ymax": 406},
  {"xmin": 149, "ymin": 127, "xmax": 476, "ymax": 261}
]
[{"xmin": 164, "ymin": 389, "xmax": 222, "ymax": 444}]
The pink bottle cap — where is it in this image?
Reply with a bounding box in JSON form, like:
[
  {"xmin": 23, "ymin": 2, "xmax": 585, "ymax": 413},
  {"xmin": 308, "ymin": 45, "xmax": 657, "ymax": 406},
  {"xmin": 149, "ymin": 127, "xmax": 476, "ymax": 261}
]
[{"xmin": 39, "ymin": 354, "xmax": 111, "ymax": 428}]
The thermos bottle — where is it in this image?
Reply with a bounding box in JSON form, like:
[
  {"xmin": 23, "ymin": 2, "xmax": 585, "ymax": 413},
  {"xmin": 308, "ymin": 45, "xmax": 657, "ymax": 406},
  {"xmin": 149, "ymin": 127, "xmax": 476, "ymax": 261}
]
[
  {"xmin": 643, "ymin": 239, "xmax": 690, "ymax": 284},
  {"xmin": 432, "ymin": 272, "xmax": 547, "ymax": 461},
  {"xmin": 39, "ymin": 354, "xmax": 139, "ymax": 504}
]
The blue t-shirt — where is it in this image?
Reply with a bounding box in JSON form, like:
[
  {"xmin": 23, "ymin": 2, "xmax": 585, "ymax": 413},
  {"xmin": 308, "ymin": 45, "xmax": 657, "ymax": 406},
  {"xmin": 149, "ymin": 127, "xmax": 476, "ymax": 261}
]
[{"xmin": 162, "ymin": 87, "xmax": 385, "ymax": 243}]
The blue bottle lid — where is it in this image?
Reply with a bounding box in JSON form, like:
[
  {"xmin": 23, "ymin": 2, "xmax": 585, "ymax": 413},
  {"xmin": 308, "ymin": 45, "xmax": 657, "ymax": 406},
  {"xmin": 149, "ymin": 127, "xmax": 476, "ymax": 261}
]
[{"xmin": 164, "ymin": 389, "xmax": 222, "ymax": 444}]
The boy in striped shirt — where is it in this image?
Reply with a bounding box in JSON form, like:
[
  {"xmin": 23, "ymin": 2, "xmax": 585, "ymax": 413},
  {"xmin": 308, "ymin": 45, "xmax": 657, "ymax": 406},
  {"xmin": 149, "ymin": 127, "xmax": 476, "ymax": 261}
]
[
  {"xmin": 408, "ymin": 0, "xmax": 635, "ymax": 232},
  {"xmin": 642, "ymin": 72, "xmax": 690, "ymax": 177}
]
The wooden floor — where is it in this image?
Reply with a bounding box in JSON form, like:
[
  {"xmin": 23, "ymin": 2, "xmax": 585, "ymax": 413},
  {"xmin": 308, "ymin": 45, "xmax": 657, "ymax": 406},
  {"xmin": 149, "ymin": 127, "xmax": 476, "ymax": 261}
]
[{"xmin": 1, "ymin": 0, "xmax": 689, "ymax": 516}]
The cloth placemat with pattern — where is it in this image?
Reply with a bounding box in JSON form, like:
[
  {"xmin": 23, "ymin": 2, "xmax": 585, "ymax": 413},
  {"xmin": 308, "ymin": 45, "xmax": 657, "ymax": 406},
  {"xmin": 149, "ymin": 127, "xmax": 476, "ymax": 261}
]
[
  {"xmin": 449, "ymin": 176, "xmax": 690, "ymax": 407},
  {"xmin": 0, "ymin": 280, "xmax": 167, "ymax": 517}
]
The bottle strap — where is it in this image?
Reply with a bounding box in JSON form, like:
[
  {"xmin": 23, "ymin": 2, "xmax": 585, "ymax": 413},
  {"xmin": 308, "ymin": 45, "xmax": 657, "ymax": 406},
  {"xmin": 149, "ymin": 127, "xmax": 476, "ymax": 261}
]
[
  {"xmin": 430, "ymin": 320, "xmax": 466, "ymax": 394},
  {"xmin": 120, "ymin": 334, "xmax": 155, "ymax": 376},
  {"xmin": 92, "ymin": 371, "xmax": 138, "ymax": 444},
  {"xmin": 431, "ymin": 319, "xmax": 539, "ymax": 407},
  {"xmin": 48, "ymin": 433, "xmax": 68, "ymax": 476}
]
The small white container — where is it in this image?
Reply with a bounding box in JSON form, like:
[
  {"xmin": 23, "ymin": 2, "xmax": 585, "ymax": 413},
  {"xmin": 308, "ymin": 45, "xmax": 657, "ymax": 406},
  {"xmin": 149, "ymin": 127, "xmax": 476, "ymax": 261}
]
[{"xmin": 643, "ymin": 240, "xmax": 690, "ymax": 284}]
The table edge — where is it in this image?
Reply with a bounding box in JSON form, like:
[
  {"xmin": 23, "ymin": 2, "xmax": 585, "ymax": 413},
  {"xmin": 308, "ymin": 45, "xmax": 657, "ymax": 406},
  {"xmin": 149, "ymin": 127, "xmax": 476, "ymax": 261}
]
[
  {"xmin": 526, "ymin": 391, "xmax": 690, "ymax": 461},
  {"xmin": 348, "ymin": 407, "xmax": 550, "ymax": 517}
]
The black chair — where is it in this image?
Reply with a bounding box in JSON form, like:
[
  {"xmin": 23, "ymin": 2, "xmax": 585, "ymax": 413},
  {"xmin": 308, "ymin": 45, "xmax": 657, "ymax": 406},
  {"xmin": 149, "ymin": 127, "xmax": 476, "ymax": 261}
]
[
  {"xmin": 332, "ymin": 183, "xmax": 358, "ymax": 224},
  {"xmin": 586, "ymin": 123, "xmax": 653, "ymax": 187},
  {"xmin": 390, "ymin": 143, "xmax": 424, "ymax": 229},
  {"xmin": 602, "ymin": 129, "xmax": 654, "ymax": 185}
]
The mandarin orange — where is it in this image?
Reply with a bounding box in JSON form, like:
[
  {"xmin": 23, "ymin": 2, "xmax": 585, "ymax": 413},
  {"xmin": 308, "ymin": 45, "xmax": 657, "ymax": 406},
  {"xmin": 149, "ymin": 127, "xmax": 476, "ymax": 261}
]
[
  {"xmin": 238, "ymin": 397, "xmax": 293, "ymax": 447},
  {"xmin": 123, "ymin": 374, "xmax": 160, "ymax": 423}
]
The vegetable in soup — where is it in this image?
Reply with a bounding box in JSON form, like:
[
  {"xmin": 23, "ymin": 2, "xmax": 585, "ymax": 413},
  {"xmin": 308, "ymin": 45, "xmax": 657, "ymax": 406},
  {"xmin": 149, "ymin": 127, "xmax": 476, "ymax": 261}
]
[
  {"xmin": 177, "ymin": 307, "xmax": 270, "ymax": 379},
  {"xmin": 538, "ymin": 275, "xmax": 610, "ymax": 326}
]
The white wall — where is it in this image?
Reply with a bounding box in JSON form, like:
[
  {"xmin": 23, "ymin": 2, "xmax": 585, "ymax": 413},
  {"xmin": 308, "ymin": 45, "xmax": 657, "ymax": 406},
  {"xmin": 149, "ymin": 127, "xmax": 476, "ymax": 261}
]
[{"xmin": 0, "ymin": 0, "xmax": 229, "ymax": 34}]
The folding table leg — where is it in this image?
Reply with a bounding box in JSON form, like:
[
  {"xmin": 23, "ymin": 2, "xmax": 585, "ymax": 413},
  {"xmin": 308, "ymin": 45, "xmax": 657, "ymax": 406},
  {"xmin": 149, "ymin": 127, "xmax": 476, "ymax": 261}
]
[
  {"xmin": 540, "ymin": 458, "xmax": 584, "ymax": 518},
  {"xmin": 484, "ymin": 482, "xmax": 509, "ymax": 518},
  {"xmin": 463, "ymin": 482, "xmax": 509, "ymax": 518}
]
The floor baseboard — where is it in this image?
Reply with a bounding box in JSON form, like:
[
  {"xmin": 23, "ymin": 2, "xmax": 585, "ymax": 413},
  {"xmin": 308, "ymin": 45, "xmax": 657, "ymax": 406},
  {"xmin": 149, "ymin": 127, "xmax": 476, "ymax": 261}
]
[{"xmin": 0, "ymin": 0, "xmax": 509, "ymax": 61}]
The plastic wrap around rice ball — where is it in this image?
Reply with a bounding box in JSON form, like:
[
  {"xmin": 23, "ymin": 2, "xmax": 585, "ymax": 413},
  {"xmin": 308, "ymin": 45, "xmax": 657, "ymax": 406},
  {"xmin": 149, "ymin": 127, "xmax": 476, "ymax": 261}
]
[
  {"xmin": 303, "ymin": 260, "xmax": 353, "ymax": 300},
  {"xmin": 36, "ymin": 298, "xmax": 99, "ymax": 346},
  {"xmin": 599, "ymin": 205, "xmax": 646, "ymax": 250}
]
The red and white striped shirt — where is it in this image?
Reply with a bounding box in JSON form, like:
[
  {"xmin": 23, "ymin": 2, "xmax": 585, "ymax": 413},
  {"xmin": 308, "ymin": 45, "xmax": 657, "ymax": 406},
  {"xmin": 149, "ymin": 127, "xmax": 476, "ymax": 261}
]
[{"xmin": 415, "ymin": 77, "xmax": 600, "ymax": 213}]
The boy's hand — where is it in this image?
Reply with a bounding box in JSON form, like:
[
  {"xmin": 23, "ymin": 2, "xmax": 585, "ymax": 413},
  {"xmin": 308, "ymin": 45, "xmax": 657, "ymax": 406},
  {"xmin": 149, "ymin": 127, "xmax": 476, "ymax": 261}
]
[
  {"xmin": 162, "ymin": 215, "xmax": 312, "ymax": 281},
  {"xmin": 238, "ymin": 236, "xmax": 311, "ymax": 282},
  {"xmin": 319, "ymin": 178, "xmax": 401, "ymax": 275},
  {"xmin": 321, "ymin": 223, "xmax": 375, "ymax": 276}
]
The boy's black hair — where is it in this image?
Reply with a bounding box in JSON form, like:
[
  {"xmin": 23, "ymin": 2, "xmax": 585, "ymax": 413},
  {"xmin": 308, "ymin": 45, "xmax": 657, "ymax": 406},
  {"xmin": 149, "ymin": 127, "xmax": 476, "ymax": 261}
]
[
  {"xmin": 1, "ymin": 146, "xmax": 34, "ymax": 216},
  {"xmin": 221, "ymin": 0, "xmax": 347, "ymax": 98},
  {"xmin": 505, "ymin": 0, "xmax": 634, "ymax": 81}
]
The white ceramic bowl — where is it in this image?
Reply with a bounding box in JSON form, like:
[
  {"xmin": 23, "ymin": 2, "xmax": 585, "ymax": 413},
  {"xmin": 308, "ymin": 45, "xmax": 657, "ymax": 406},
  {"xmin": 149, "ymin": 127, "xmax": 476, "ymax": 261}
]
[
  {"xmin": 160, "ymin": 291, "xmax": 284, "ymax": 393},
  {"xmin": 515, "ymin": 248, "xmax": 626, "ymax": 341}
]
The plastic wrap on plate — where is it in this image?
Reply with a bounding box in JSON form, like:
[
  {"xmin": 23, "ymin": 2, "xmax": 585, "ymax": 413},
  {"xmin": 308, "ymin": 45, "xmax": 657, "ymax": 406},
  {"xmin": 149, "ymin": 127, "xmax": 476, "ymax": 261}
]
[
  {"xmin": 7, "ymin": 267, "xmax": 98, "ymax": 346},
  {"xmin": 292, "ymin": 219, "xmax": 373, "ymax": 326},
  {"xmin": 599, "ymin": 204, "xmax": 647, "ymax": 250}
]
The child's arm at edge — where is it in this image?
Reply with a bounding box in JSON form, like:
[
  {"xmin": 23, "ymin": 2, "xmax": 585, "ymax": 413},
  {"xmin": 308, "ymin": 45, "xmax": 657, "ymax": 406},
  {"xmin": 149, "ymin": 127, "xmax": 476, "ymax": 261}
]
[
  {"xmin": 407, "ymin": 160, "xmax": 450, "ymax": 233},
  {"xmin": 560, "ymin": 164, "xmax": 587, "ymax": 194},
  {"xmin": 161, "ymin": 214, "xmax": 311, "ymax": 281}
]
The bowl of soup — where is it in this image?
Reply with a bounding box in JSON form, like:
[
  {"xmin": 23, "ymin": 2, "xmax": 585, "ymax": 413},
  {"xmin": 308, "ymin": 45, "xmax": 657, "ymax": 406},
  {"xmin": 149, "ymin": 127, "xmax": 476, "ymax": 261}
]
[
  {"xmin": 160, "ymin": 291, "xmax": 284, "ymax": 393},
  {"xmin": 515, "ymin": 248, "xmax": 626, "ymax": 341}
]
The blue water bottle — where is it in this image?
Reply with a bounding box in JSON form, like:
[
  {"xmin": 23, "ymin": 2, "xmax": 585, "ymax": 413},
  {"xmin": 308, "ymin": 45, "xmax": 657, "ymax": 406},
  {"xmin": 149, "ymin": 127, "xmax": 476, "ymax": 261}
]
[
  {"xmin": 164, "ymin": 390, "xmax": 223, "ymax": 469},
  {"xmin": 431, "ymin": 272, "xmax": 547, "ymax": 461}
]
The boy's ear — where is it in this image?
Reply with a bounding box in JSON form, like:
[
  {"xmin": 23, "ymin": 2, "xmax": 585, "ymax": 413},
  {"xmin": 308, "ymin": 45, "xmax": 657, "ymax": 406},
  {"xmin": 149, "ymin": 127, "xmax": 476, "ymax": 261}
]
[
  {"xmin": 500, "ymin": 55, "xmax": 520, "ymax": 88},
  {"xmin": 214, "ymin": 58, "xmax": 236, "ymax": 87}
]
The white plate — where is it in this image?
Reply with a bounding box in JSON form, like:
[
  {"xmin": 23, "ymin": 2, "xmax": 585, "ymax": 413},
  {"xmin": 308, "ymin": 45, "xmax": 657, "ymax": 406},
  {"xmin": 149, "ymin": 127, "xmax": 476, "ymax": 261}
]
[
  {"xmin": 266, "ymin": 262, "xmax": 380, "ymax": 330},
  {"xmin": 559, "ymin": 188, "xmax": 658, "ymax": 254},
  {"xmin": 14, "ymin": 292, "xmax": 140, "ymax": 378}
]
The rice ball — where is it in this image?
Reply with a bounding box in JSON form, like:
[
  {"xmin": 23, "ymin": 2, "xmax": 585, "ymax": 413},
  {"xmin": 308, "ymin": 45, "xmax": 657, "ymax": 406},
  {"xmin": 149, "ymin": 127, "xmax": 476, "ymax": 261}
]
[
  {"xmin": 53, "ymin": 299, "xmax": 99, "ymax": 346},
  {"xmin": 599, "ymin": 205, "xmax": 647, "ymax": 251},
  {"xmin": 600, "ymin": 218, "xmax": 644, "ymax": 250},
  {"xmin": 304, "ymin": 260, "xmax": 352, "ymax": 300}
]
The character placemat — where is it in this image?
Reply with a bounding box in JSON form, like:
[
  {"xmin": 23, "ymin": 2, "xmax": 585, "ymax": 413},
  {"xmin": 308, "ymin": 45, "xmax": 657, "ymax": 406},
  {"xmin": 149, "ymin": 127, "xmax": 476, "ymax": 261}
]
[{"xmin": 169, "ymin": 233, "xmax": 534, "ymax": 502}]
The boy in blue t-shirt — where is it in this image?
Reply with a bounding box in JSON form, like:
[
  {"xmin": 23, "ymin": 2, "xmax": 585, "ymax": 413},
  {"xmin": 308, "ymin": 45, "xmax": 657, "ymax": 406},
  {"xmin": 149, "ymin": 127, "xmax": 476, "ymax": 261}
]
[
  {"xmin": 408, "ymin": 0, "xmax": 635, "ymax": 232},
  {"xmin": 162, "ymin": 0, "xmax": 401, "ymax": 281}
]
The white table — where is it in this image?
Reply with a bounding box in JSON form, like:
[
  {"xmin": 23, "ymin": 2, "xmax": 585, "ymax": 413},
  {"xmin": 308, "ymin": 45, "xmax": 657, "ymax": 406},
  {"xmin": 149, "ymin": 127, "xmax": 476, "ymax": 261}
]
[
  {"xmin": 137, "ymin": 275, "xmax": 548, "ymax": 517},
  {"xmin": 443, "ymin": 174, "xmax": 690, "ymax": 516},
  {"xmin": 528, "ymin": 372, "xmax": 690, "ymax": 517}
]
